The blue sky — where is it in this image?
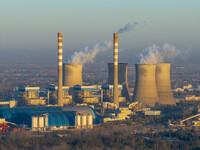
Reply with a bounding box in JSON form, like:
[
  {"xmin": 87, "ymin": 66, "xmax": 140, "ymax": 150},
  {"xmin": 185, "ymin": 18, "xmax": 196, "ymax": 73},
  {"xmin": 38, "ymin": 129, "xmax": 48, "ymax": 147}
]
[{"xmin": 0, "ymin": 0, "xmax": 200, "ymax": 63}]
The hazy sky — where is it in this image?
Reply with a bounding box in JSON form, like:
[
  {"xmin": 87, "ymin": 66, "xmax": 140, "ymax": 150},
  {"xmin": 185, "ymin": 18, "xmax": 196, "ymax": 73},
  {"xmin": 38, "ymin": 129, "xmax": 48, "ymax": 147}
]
[{"xmin": 0, "ymin": 0, "xmax": 200, "ymax": 63}]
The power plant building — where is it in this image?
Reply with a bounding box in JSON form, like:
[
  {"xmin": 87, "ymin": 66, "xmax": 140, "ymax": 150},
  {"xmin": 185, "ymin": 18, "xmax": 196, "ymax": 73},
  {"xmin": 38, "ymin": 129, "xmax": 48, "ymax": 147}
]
[
  {"xmin": 18, "ymin": 87, "xmax": 46, "ymax": 106},
  {"xmin": 133, "ymin": 64, "xmax": 159, "ymax": 107},
  {"xmin": 156, "ymin": 63, "xmax": 175, "ymax": 105},
  {"xmin": 0, "ymin": 106, "xmax": 98, "ymax": 130},
  {"xmin": 0, "ymin": 100, "xmax": 17, "ymax": 108},
  {"xmin": 48, "ymin": 85, "xmax": 72, "ymax": 105},
  {"xmin": 73, "ymin": 85, "xmax": 99, "ymax": 104},
  {"xmin": 108, "ymin": 63, "xmax": 131, "ymax": 101},
  {"xmin": 19, "ymin": 87, "xmax": 40, "ymax": 99},
  {"xmin": 102, "ymin": 85, "xmax": 126, "ymax": 103}
]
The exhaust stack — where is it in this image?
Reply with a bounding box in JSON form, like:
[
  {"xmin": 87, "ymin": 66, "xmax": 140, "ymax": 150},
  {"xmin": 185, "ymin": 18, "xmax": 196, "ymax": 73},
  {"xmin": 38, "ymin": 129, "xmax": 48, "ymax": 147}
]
[
  {"xmin": 108, "ymin": 63, "xmax": 131, "ymax": 101},
  {"xmin": 58, "ymin": 32, "xmax": 63, "ymax": 106},
  {"xmin": 113, "ymin": 33, "xmax": 119, "ymax": 108}
]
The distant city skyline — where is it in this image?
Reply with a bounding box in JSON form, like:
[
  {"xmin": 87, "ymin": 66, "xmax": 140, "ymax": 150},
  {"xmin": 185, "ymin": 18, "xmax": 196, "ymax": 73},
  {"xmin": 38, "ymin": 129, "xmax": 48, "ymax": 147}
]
[{"xmin": 0, "ymin": 0, "xmax": 200, "ymax": 64}]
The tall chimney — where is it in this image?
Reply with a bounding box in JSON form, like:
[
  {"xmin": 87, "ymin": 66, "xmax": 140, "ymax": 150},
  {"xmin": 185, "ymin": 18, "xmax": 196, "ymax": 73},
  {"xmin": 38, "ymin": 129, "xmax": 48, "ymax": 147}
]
[
  {"xmin": 58, "ymin": 32, "xmax": 63, "ymax": 106},
  {"xmin": 108, "ymin": 63, "xmax": 131, "ymax": 102},
  {"xmin": 113, "ymin": 33, "xmax": 119, "ymax": 108}
]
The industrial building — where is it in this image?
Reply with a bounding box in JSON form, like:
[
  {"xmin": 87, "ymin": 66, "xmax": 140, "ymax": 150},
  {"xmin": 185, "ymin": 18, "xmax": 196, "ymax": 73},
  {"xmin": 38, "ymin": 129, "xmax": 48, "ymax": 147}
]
[
  {"xmin": 185, "ymin": 95, "xmax": 200, "ymax": 101},
  {"xmin": 133, "ymin": 64, "xmax": 159, "ymax": 107},
  {"xmin": 173, "ymin": 84, "xmax": 196, "ymax": 92},
  {"xmin": 101, "ymin": 85, "xmax": 126, "ymax": 103},
  {"xmin": 144, "ymin": 110, "xmax": 161, "ymax": 116},
  {"xmin": 1, "ymin": 32, "xmax": 181, "ymax": 132},
  {"xmin": 0, "ymin": 100, "xmax": 17, "ymax": 108},
  {"xmin": 18, "ymin": 87, "xmax": 46, "ymax": 106},
  {"xmin": 103, "ymin": 107, "xmax": 132, "ymax": 122},
  {"xmin": 128, "ymin": 102, "xmax": 143, "ymax": 111},
  {"xmin": 48, "ymin": 85, "xmax": 72, "ymax": 105},
  {"xmin": 0, "ymin": 106, "xmax": 97, "ymax": 130},
  {"xmin": 73, "ymin": 85, "xmax": 99, "ymax": 104},
  {"xmin": 108, "ymin": 63, "xmax": 131, "ymax": 101},
  {"xmin": 156, "ymin": 63, "xmax": 175, "ymax": 105}
]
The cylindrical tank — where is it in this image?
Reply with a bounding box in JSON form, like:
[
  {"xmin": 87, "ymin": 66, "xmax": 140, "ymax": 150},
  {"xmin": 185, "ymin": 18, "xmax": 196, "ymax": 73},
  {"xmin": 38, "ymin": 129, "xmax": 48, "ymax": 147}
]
[
  {"xmin": 87, "ymin": 114, "xmax": 93, "ymax": 126},
  {"xmin": 44, "ymin": 114, "xmax": 48, "ymax": 127},
  {"xmin": 38, "ymin": 116, "xmax": 44, "ymax": 128},
  {"xmin": 156, "ymin": 63, "xmax": 175, "ymax": 105},
  {"xmin": 75, "ymin": 115, "xmax": 81, "ymax": 127},
  {"xmin": 63, "ymin": 64, "xmax": 82, "ymax": 87},
  {"xmin": 133, "ymin": 64, "xmax": 159, "ymax": 107},
  {"xmin": 108, "ymin": 63, "xmax": 131, "ymax": 101},
  {"xmin": 32, "ymin": 116, "xmax": 38, "ymax": 128},
  {"xmin": 81, "ymin": 115, "xmax": 87, "ymax": 127}
]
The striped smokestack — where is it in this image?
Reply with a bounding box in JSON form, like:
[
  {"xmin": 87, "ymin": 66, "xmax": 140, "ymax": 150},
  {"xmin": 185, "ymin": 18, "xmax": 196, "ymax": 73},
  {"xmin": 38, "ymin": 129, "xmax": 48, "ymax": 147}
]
[
  {"xmin": 113, "ymin": 33, "xmax": 119, "ymax": 108},
  {"xmin": 58, "ymin": 32, "xmax": 63, "ymax": 106}
]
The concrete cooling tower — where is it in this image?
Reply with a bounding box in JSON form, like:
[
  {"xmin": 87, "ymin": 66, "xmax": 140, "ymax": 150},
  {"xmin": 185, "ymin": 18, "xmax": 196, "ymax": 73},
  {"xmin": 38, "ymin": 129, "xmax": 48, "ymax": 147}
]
[
  {"xmin": 156, "ymin": 63, "xmax": 175, "ymax": 105},
  {"xmin": 133, "ymin": 64, "xmax": 159, "ymax": 107},
  {"xmin": 108, "ymin": 63, "xmax": 131, "ymax": 101},
  {"xmin": 63, "ymin": 64, "xmax": 83, "ymax": 87}
]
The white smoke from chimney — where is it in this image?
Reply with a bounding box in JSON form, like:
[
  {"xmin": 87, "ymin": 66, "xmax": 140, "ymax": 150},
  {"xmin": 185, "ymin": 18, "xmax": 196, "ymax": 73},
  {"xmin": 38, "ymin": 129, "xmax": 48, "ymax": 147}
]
[
  {"xmin": 65, "ymin": 41, "xmax": 112, "ymax": 65},
  {"xmin": 65, "ymin": 22, "xmax": 140, "ymax": 65},
  {"xmin": 117, "ymin": 22, "xmax": 138, "ymax": 34},
  {"xmin": 137, "ymin": 43, "xmax": 180, "ymax": 64}
]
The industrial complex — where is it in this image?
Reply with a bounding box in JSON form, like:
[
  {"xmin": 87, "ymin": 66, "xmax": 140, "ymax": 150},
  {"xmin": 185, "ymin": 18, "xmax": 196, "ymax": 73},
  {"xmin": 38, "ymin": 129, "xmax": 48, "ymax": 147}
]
[{"xmin": 0, "ymin": 32, "xmax": 194, "ymax": 134}]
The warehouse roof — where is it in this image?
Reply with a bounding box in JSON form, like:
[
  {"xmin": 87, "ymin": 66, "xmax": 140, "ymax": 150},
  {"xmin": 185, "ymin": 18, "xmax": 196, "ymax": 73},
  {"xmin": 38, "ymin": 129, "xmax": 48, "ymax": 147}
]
[{"xmin": 0, "ymin": 106, "xmax": 97, "ymax": 127}]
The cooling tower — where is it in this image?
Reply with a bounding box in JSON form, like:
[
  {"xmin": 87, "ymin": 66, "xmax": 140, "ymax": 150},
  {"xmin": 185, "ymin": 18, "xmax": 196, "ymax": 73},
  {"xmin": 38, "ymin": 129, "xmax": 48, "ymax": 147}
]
[
  {"xmin": 156, "ymin": 63, "xmax": 175, "ymax": 105},
  {"xmin": 57, "ymin": 32, "xmax": 63, "ymax": 106},
  {"xmin": 108, "ymin": 63, "xmax": 131, "ymax": 101},
  {"xmin": 113, "ymin": 33, "xmax": 119, "ymax": 108},
  {"xmin": 63, "ymin": 64, "xmax": 83, "ymax": 87},
  {"xmin": 133, "ymin": 64, "xmax": 159, "ymax": 107}
]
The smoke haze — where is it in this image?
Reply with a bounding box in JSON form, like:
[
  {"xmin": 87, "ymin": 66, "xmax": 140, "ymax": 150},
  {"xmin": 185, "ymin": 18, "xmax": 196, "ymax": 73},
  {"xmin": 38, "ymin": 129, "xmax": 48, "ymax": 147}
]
[
  {"xmin": 117, "ymin": 22, "xmax": 138, "ymax": 34},
  {"xmin": 137, "ymin": 43, "xmax": 180, "ymax": 64}
]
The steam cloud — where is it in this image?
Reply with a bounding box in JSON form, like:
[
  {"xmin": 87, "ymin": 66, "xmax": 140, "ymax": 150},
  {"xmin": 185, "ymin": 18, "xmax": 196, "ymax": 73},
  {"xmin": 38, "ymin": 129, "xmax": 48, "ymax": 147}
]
[
  {"xmin": 117, "ymin": 22, "xmax": 138, "ymax": 34},
  {"xmin": 65, "ymin": 22, "xmax": 139, "ymax": 65},
  {"xmin": 137, "ymin": 43, "xmax": 180, "ymax": 64},
  {"xmin": 64, "ymin": 41, "xmax": 112, "ymax": 65}
]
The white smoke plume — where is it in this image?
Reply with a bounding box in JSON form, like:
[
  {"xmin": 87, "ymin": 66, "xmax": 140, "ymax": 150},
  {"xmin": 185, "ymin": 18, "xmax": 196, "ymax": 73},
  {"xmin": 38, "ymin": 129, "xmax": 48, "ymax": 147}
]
[
  {"xmin": 137, "ymin": 43, "xmax": 180, "ymax": 64},
  {"xmin": 117, "ymin": 22, "xmax": 138, "ymax": 34},
  {"xmin": 65, "ymin": 41, "xmax": 112, "ymax": 65},
  {"xmin": 65, "ymin": 22, "xmax": 140, "ymax": 65}
]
